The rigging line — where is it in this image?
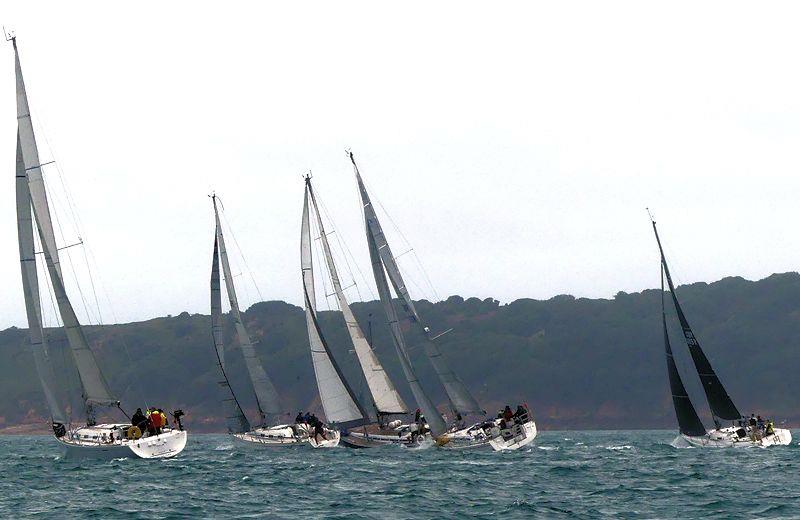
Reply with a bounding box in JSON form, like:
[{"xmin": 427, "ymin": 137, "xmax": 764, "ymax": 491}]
[
  {"xmin": 42, "ymin": 175, "xmax": 96, "ymax": 326},
  {"xmin": 218, "ymin": 205, "xmax": 264, "ymax": 304},
  {"xmin": 310, "ymin": 204, "xmax": 334, "ymax": 312},
  {"xmin": 314, "ymin": 191, "xmax": 370, "ymax": 303}
]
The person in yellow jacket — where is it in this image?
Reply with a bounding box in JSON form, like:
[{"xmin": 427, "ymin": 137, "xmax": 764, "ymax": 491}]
[{"xmin": 159, "ymin": 409, "xmax": 168, "ymax": 429}]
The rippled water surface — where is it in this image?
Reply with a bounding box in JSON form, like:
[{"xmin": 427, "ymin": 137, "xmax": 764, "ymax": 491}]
[{"xmin": 1, "ymin": 431, "xmax": 798, "ymax": 518}]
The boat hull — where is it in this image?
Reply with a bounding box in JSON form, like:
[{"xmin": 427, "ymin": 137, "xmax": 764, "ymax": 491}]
[
  {"xmin": 488, "ymin": 421, "xmax": 538, "ymax": 451},
  {"xmin": 308, "ymin": 429, "xmax": 341, "ymax": 448},
  {"xmin": 677, "ymin": 427, "xmax": 792, "ymax": 448},
  {"xmin": 58, "ymin": 424, "xmax": 187, "ymax": 459},
  {"xmin": 233, "ymin": 424, "xmax": 308, "ymax": 447}
]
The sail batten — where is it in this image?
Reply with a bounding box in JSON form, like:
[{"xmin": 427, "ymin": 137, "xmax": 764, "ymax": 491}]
[
  {"xmin": 211, "ymin": 234, "xmax": 251, "ymax": 434},
  {"xmin": 350, "ymin": 153, "xmax": 448, "ymax": 438},
  {"xmin": 301, "ymin": 186, "xmax": 369, "ymax": 427},
  {"xmin": 652, "ymin": 221, "xmax": 741, "ymax": 422},
  {"xmin": 213, "ymin": 199, "xmax": 280, "ymax": 425},
  {"xmin": 305, "ymin": 179, "xmax": 407, "ymax": 417},
  {"xmin": 353, "ymin": 157, "xmax": 482, "ymax": 417}
]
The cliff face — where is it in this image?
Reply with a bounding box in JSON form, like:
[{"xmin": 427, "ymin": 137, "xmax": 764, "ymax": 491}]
[{"xmin": 3, "ymin": 272, "xmax": 800, "ymax": 433}]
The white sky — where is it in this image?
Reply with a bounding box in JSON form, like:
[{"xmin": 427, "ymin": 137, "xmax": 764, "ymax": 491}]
[{"xmin": 2, "ymin": 1, "xmax": 800, "ymax": 328}]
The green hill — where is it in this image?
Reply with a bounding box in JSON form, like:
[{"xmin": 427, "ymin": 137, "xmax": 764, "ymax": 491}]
[{"xmin": 2, "ymin": 272, "xmax": 800, "ymax": 432}]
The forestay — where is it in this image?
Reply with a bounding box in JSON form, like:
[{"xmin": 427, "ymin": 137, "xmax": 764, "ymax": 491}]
[
  {"xmin": 305, "ymin": 178, "xmax": 407, "ymax": 417},
  {"xmin": 652, "ymin": 221, "xmax": 741, "ymax": 422},
  {"xmin": 301, "ymin": 185, "xmax": 369, "ymax": 428},
  {"xmin": 15, "ymin": 39, "xmax": 117, "ymax": 415},
  {"xmin": 211, "ymin": 235, "xmax": 251, "ymax": 434},
  {"xmin": 350, "ymin": 152, "xmax": 448, "ymax": 438},
  {"xmin": 351, "ymin": 154, "xmax": 482, "ymax": 417},
  {"xmin": 213, "ymin": 198, "xmax": 280, "ymax": 425}
]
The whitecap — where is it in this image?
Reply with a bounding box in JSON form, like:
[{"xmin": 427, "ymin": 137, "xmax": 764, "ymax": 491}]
[
  {"xmin": 538, "ymin": 446, "xmax": 559, "ymax": 451},
  {"xmin": 215, "ymin": 444, "xmax": 234, "ymax": 451},
  {"xmin": 605, "ymin": 445, "xmax": 633, "ymax": 451}
]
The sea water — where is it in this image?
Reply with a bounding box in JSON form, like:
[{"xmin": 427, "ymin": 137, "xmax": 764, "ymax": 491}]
[{"xmin": 0, "ymin": 430, "xmax": 797, "ymax": 518}]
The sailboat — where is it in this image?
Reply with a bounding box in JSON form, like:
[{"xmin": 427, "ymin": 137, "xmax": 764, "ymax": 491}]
[
  {"xmin": 346, "ymin": 151, "xmax": 537, "ymax": 450},
  {"xmin": 652, "ymin": 217, "xmax": 791, "ymax": 447},
  {"xmin": 12, "ymin": 35, "xmax": 187, "ymax": 459},
  {"xmin": 300, "ymin": 177, "xmax": 376, "ymax": 447},
  {"xmin": 210, "ymin": 195, "xmax": 334, "ymax": 447}
]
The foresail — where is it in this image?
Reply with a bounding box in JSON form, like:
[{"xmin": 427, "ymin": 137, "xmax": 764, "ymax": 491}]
[
  {"xmin": 214, "ymin": 200, "xmax": 280, "ymax": 424},
  {"xmin": 352, "ymin": 156, "xmax": 482, "ymax": 416},
  {"xmin": 16, "ymin": 135, "xmax": 67, "ymax": 425},
  {"xmin": 211, "ymin": 235, "xmax": 251, "ymax": 434},
  {"xmin": 652, "ymin": 221, "xmax": 741, "ymax": 421},
  {"xmin": 351, "ymin": 153, "xmax": 447, "ymax": 437},
  {"xmin": 661, "ymin": 267, "xmax": 706, "ymax": 437},
  {"xmin": 306, "ymin": 179, "xmax": 407, "ymax": 416},
  {"xmin": 301, "ymin": 188, "xmax": 369, "ymax": 428}
]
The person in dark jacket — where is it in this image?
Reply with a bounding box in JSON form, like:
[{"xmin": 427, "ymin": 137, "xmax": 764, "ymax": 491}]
[{"xmin": 131, "ymin": 408, "xmax": 147, "ymax": 430}]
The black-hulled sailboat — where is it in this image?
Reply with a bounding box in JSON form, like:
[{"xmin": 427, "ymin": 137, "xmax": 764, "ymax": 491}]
[{"xmin": 652, "ymin": 218, "xmax": 791, "ymax": 447}]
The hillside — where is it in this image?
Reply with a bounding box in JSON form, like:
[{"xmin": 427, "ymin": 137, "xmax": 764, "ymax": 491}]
[{"xmin": 2, "ymin": 272, "xmax": 800, "ymax": 432}]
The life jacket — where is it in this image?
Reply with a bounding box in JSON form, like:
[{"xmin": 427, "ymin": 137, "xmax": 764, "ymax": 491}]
[
  {"xmin": 160, "ymin": 412, "xmax": 168, "ymax": 427},
  {"xmin": 150, "ymin": 412, "xmax": 163, "ymax": 428}
]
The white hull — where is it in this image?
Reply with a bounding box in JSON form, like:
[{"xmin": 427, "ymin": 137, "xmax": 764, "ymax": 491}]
[
  {"xmin": 308, "ymin": 429, "xmax": 341, "ymax": 448},
  {"xmin": 233, "ymin": 424, "xmax": 308, "ymax": 447},
  {"xmin": 58, "ymin": 424, "xmax": 187, "ymax": 459},
  {"xmin": 676, "ymin": 427, "xmax": 792, "ymax": 448},
  {"xmin": 488, "ymin": 421, "xmax": 538, "ymax": 451}
]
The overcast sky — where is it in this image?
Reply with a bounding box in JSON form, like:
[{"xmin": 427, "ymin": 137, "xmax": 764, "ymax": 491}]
[{"xmin": 2, "ymin": 1, "xmax": 800, "ymax": 329}]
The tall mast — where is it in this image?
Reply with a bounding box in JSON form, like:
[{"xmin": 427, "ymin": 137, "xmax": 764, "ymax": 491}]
[
  {"xmin": 651, "ymin": 218, "xmax": 741, "ymax": 423},
  {"xmin": 210, "ymin": 223, "xmax": 251, "ymax": 434},
  {"xmin": 349, "ymin": 152, "xmax": 448, "ymax": 438},
  {"xmin": 14, "ymin": 36, "xmax": 117, "ymax": 424},
  {"xmin": 305, "ymin": 176, "xmax": 407, "ymax": 418},
  {"xmin": 301, "ymin": 182, "xmax": 370, "ymax": 428},
  {"xmin": 349, "ymin": 152, "xmax": 483, "ymax": 417},
  {"xmin": 213, "ymin": 196, "xmax": 280, "ymax": 426}
]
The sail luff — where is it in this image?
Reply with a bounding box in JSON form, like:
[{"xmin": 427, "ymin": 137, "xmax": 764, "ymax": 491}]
[
  {"xmin": 211, "ymin": 234, "xmax": 251, "ymax": 434},
  {"xmin": 305, "ymin": 178, "xmax": 407, "ymax": 416},
  {"xmin": 652, "ymin": 220, "xmax": 741, "ymax": 421},
  {"xmin": 352, "ymin": 155, "xmax": 482, "ymax": 416},
  {"xmin": 16, "ymin": 134, "xmax": 67, "ymax": 426},
  {"xmin": 213, "ymin": 199, "xmax": 280, "ymax": 424},
  {"xmin": 661, "ymin": 265, "xmax": 706, "ymax": 437},
  {"xmin": 301, "ymin": 186, "xmax": 369, "ymax": 428},
  {"xmin": 350, "ymin": 153, "xmax": 448, "ymax": 438}
]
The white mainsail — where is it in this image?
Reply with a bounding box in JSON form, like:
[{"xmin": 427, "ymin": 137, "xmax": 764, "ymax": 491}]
[
  {"xmin": 16, "ymin": 135, "xmax": 67, "ymax": 426},
  {"xmin": 211, "ymin": 234, "xmax": 251, "ymax": 433},
  {"xmin": 305, "ymin": 178, "xmax": 407, "ymax": 417},
  {"xmin": 349, "ymin": 153, "xmax": 448, "ymax": 438},
  {"xmin": 301, "ymin": 184, "xmax": 369, "ymax": 428},
  {"xmin": 14, "ymin": 39, "xmax": 117, "ymax": 417},
  {"xmin": 351, "ymin": 153, "xmax": 483, "ymax": 417},
  {"xmin": 213, "ymin": 197, "xmax": 280, "ymax": 425}
]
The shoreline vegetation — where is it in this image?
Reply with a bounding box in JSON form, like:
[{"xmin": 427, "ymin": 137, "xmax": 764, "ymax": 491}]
[{"xmin": 2, "ymin": 272, "xmax": 799, "ymax": 432}]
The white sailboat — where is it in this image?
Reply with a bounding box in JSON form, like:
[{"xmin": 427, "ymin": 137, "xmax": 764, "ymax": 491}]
[
  {"xmin": 651, "ymin": 217, "xmax": 791, "ymax": 448},
  {"xmin": 301, "ymin": 176, "xmax": 413, "ymax": 448},
  {"xmin": 348, "ymin": 151, "xmax": 538, "ymax": 451},
  {"xmin": 210, "ymin": 195, "xmax": 334, "ymax": 447},
  {"xmin": 12, "ymin": 35, "xmax": 186, "ymax": 459}
]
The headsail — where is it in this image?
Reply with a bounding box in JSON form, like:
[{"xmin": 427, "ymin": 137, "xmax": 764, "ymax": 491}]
[
  {"xmin": 15, "ymin": 38, "xmax": 117, "ymax": 419},
  {"xmin": 16, "ymin": 134, "xmax": 67, "ymax": 426},
  {"xmin": 660, "ymin": 265, "xmax": 706, "ymax": 437},
  {"xmin": 213, "ymin": 197, "xmax": 281, "ymax": 425},
  {"xmin": 652, "ymin": 220, "xmax": 741, "ymax": 422},
  {"xmin": 350, "ymin": 152, "xmax": 448, "ymax": 438},
  {"xmin": 211, "ymin": 234, "xmax": 251, "ymax": 434},
  {"xmin": 305, "ymin": 177, "xmax": 407, "ymax": 417},
  {"xmin": 351, "ymin": 152, "xmax": 483, "ymax": 417},
  {"xmin": 301, "ymin": 185, "xmax": 370, "ymax": 428}
]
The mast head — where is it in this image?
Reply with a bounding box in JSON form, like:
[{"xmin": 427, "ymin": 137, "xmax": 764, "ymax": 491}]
[{"xmin": 3, "ymin": 27, "xmax": 16, "ymax": 48}]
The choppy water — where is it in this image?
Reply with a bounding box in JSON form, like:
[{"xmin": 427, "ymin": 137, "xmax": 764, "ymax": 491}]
[{"xmin": 1, "ymin": 430, "xmax": 798, "ymax": 518}]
